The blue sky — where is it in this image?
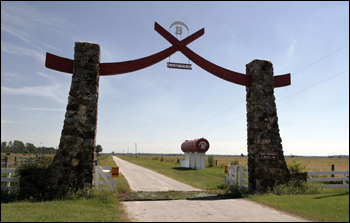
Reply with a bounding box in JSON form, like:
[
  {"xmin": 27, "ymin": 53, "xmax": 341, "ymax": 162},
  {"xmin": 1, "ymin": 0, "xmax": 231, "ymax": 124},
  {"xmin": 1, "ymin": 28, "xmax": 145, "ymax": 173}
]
[{"xmin": 1, "ymin": 1, "xmax": 349, "ymax": 156}]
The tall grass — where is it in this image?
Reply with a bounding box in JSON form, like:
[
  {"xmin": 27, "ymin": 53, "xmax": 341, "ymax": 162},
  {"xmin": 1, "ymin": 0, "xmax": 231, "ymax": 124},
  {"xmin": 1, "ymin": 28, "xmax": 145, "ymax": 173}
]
[{"xmin": 207, "ymin": 154, "xmax": 214, "ymax": 167}]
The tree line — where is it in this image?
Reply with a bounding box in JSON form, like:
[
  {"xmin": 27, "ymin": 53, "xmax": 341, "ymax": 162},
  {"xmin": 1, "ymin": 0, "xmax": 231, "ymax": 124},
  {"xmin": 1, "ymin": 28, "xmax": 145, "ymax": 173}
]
[
  {"xmin": 1, "ymin": 140, "xmax": 57, "ymax": 155},
  {"xmin": 1, "ymin": 140, "xmax": 103, "ymax": 156}
]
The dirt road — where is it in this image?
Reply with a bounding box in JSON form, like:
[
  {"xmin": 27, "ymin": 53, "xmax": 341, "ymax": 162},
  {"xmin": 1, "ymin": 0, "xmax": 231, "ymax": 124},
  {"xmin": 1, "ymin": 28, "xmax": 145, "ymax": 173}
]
[
  {"xmin": 112, "ymin": 156, "xmax": 307, "ymax": 222},
  {"xmin": 112, "ymin": 156, "xmax": 200, "ymax": 191}
]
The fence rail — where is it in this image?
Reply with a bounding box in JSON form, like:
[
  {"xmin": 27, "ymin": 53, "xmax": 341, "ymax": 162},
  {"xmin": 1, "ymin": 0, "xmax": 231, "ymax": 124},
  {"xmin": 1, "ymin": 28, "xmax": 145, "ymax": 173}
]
[
  {"xmin": 94, "ymin": 166, "xmax": 117, "ymax": 191},
  {"xmin": 225, "ymin": 165, "xmax": 249, "ymax": 189},
  {"xmin": 1, "ymin": 169, "xmax": 20, "ymax": 191},
  {"xmin": 225, "ymin": 166, "xmax": 349, "ymax": 189},
  {"xmin": 307, "ymin": 170, "xmax": 349, "ymax": 188}
]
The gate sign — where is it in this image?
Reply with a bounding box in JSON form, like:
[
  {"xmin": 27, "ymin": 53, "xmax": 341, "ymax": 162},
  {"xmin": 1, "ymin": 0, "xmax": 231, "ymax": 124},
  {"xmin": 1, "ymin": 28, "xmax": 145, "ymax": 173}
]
[
  {"xmin": 258, "ymin": 152, "xmax": 279, "ymax": 160},
  {"xmin": 167, "ymin": 62, "xmax": 192, "ymax": 70},
  {"xmin": 168, "ymin": 21, "xmax": 192, "ymax": 70},
  {"xmin": 111, "ymin": 166, "xmax": 119, "ymax": 178}
]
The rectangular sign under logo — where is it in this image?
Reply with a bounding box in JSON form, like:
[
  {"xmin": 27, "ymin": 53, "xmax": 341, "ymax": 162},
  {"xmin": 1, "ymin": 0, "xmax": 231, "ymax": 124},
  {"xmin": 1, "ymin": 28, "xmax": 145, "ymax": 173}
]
[
  {"xmin": 111, "ymin": 166, "xmax": 119, "ymax": 178},
  {"xmin": 258, "ymin": 152, "xmax": 279, "ymax": 160},
  {"xmin": 167, "ymin": 62, "xmax": 192, "ymax": 70}
]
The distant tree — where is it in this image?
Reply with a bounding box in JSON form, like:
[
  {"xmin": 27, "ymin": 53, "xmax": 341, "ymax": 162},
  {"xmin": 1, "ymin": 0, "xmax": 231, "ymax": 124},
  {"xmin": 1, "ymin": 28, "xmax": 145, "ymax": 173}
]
[
  {"xmin": 111, "ymin": 151, "xmax": 115, "ymax": 155},
  {"xmin": 241, "ymin": 153, "xmax": 244, "ymax": 157},
  {"xmin": 1, "ymin": 140, "xmax": 56, "ymax": 154},
  {"xmin": 1, "ymin": 141, "xmax": 8, "ymax": 152},
  {"xmin": 96, "ymin": 144, "xmax": 103, "ymax": 156},
  {"xmin": 13, "ymin": 140, "xmax": 25, "ymax": 153},
  {"xmin": 25, "ymin": 143, "xmax": 36, "ymax": 154}
]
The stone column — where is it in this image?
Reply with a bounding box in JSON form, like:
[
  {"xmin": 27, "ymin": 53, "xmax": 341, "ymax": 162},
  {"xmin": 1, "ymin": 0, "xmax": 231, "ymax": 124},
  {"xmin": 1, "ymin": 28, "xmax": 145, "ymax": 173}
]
[
  {"xmin": 246, "ymin": 59, "xmax": 291, "ymax": 192},
  {"xmin": 51, "ymin": 42, "xmax": 100, "ymax": 191}
]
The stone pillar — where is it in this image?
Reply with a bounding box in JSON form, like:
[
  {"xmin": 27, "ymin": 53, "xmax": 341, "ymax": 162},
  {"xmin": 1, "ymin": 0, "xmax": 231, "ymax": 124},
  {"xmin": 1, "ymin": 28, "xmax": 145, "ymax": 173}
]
[
  {"xmin": 51, "ymin": 42, "xmax": 100, "ymax": 191},
  {"xmin": 246, "ymin": 59, "xmax": 291, "ymax": 192}
]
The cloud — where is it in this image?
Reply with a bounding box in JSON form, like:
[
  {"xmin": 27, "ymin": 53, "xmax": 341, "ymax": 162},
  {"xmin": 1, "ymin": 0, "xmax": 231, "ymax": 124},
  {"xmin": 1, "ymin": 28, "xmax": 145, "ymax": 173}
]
[
  {"xmin": 1, "ymin": 83, "xmax": 67, "ymax": 104},
  {"xmin": 1, "ymin": 41, "xmax": 45, "ymax": 64},
  {"xmin": 1, "ymin": 72, "xmax": 25, "ymax": 81},
  {"xmin": 1, "ymin": 119, "xmax": 29, "ymax": 124},
  {"xmin": 19, "ymin": 107, "xmax": 64, "ymax": 112},
  {"xmin": 287, "ymin": 36, "xmax": 297, "ymax": 63},
  {"xmin": 37, "ymin": 72, "xmax": 55, "ymax": 81},
  {"xmin": 1, "ymin": 25, "xmax": 40, "ymax": 49}
]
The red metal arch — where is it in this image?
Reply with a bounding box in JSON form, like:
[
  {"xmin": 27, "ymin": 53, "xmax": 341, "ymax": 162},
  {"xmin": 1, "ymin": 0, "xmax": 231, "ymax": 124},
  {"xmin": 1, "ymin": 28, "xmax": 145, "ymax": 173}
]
[{"xmin": 45, "ymin": 22, "xmax": 290, "ymax": 88}]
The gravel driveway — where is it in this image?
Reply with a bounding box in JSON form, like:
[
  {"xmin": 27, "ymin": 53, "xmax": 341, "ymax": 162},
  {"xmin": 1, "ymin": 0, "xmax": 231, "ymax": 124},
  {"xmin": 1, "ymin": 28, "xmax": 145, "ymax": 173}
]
[{"xmin": 112, "ymin": 156, "xmax": 308, "ymax": 222}]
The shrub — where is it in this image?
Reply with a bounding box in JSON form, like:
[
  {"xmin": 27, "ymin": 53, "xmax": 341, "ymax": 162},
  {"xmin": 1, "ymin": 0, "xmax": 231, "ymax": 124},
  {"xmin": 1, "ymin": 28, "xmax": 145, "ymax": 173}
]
[
  {"xmin": 288, "ymin": 160, "xmax": 307, "ymax": 173},
  {"xmin": 207, "ymin": 155, "xmax": 214, "ymax": 167},
  {"xmin": 15, "ymin": 155, "xmax": 65, "ymax": 201},
  {"xmin": 176, "ymin": 158, "xmax": 180, "ymax": 164},
  {"xmin": 160, "ymin": 156, "xmax": 164, "ymax": 162},
  {"xmin": 231, "ymin": 160, "xmax": 239, "ymax": 165},
  {"xmin": 271, "ymin": 179, "xmax": 322, "ymax": 195}
]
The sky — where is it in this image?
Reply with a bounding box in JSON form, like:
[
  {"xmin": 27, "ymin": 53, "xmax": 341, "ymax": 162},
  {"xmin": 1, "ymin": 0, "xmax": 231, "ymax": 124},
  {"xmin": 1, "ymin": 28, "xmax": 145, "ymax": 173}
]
[{"xmin": 1, "ymin": 1, "xmax": 349, "ymax": 156}]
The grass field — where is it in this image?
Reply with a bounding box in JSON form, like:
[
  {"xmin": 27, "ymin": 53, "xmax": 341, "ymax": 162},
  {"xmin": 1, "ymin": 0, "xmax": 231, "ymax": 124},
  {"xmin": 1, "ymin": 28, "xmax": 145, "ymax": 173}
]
[
  {"xmin": 249, "ymin": 189, "xmax": 349, "ymax": 222},
  {"xmin": 1, "ymin": 154, "xmax": 348, "ymax": 222},
  {"xmin": 131, "ymin": 155, "xmax": 349, "ymax": 179},
  {"xmin": 117, "ymin": 155, "xmax": 349, "ymax": 222}
]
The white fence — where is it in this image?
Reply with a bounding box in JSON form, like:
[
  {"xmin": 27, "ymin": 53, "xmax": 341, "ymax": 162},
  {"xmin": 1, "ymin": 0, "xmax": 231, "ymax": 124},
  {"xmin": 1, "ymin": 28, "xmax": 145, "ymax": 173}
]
[
  {"xmin": 307, "ymin": 171, "xmax": 349, "ymax": 188},
  {"xmin": 1, "ymin": 169, "xmax": 20, "ymax": 191},
  {"xmin": 94, "ymin": 166, "xmax": 117, "ymax": 191},
  {"xmin": 225, "ymin": 165, "xmax": 249, "ymax": 189},
  {"xmin": 2, "ymin": 166, "xmax": 119, "ymax": 192},
  {"xmin": 225, "ymin": 166, "xmax": 349, "ymax": 189}
]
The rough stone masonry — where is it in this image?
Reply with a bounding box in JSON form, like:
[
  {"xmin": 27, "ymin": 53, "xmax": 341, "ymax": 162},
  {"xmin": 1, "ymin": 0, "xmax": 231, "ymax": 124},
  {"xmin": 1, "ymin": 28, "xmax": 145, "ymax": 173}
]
[
  {"xmin": 246, "ymin": 59, "xmax": 291, "ymax": 192},
  {"xmin": 50, "ymin": 42, "xmax": 100, "ymax": 191}
]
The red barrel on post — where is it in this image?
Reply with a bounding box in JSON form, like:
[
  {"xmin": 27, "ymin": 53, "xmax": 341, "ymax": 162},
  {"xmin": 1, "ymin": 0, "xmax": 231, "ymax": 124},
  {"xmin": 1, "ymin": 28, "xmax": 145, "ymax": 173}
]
[{"xmin": 181, "ymin": 138, "xmax": 210, "ymax": 153}]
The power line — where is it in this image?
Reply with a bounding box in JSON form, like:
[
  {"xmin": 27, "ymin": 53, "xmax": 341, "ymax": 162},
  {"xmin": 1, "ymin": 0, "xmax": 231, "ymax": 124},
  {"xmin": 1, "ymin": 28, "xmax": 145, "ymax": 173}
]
[
  {"xmin": 292, "ymin": 44, "xmax": 349, "ymax": 76},
  {"xmin": 144, "ymin": 44, "xmax": 349, "ymax": 149},
  {"xmin": 278, "ymin": 69, "xmax": 348, "ymax": 102},
  {"xmin": 156, "ymin": 69, "xmax": 348, "ymax": 149},
  {"xmin": 150, "ymin": 100, "xmax": 245, "ymax": 143}
]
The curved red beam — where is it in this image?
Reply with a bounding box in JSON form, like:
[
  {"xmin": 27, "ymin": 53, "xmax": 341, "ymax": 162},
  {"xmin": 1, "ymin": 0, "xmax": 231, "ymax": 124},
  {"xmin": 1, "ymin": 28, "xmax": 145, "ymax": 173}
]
[
  {"xmin": 99, "ymin": 46, "xmax": 177, "ymax": 75},
  {"xmin": 45, "ymin": 22, "xmax": 290, "ymax": 87},
  {"xmin": 180, "ymin": 46, "xmax": 251, "ymax": 87},
  {"xmin": 46, "ymin": 46, "xmax": 178, "ymax": 76},
  {"xmin": 180, "ymin": 46, "xmax": 290, "ymax": 87},
  {"xmin": 45, "ymin": 52, "xmax": 73, "ymax": 74},
  {"xmin": 155, "ymin": 22, "xmax": 290, "ymax": 87}
]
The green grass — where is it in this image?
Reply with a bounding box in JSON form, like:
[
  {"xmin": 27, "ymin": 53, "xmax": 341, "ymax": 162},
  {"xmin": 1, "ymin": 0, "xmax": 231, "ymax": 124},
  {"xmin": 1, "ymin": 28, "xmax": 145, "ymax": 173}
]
[
  {"xmin": 1, "ymin": 155, "xmax": 131, "ymax": 222},
  {"xmin": 248, "ymin": 188, "xmax": 349, "ymax": 222},
  {"xmin": 117, "ymin": 155, "xmax": 349, "ymax": 222},
  {"xmin": 1, "ymin": 192, "xmax": 129, "ymax": 222},
  {"xmin": 117, "ymin": 155, "xmax": 227, "ymax": 190},
  {"xmin": 2, "ymin": 155, "xmax": 348, "ymax": 222}
]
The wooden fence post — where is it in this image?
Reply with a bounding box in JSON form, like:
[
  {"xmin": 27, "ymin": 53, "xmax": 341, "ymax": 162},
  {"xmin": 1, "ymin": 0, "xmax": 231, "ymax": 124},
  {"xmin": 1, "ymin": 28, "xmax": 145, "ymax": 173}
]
[{"xmin": 331, "ymin": 164, "xmax": 335, "ymax": 178}]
